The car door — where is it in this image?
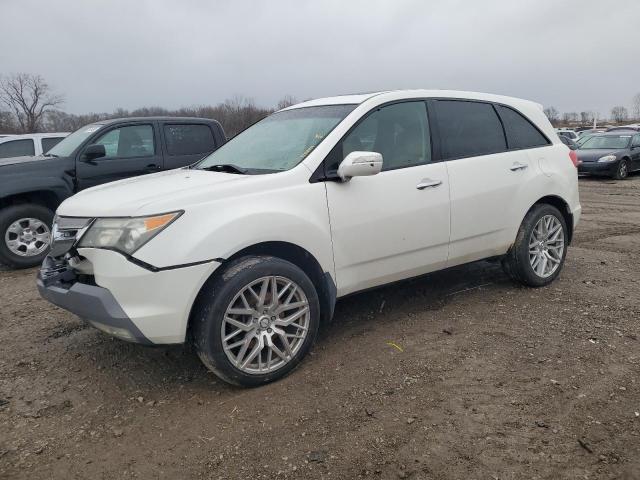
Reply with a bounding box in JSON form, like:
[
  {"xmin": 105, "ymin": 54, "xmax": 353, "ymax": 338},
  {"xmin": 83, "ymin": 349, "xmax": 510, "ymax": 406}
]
[
  {"xmin": 160, "ymin": 122, "xmax": 219, "ymax": 169},
  {"xmin": 431, "ymin": 99, "xmax": 549, "ymax": 266},
  {"xmin": 631, "ymin": 134, "xmax": 640, "ymax": 171},
  {"xmin": 76, "ymin": 122, "xmax": 163, "ymax": 190},
  {"xmin": 324, "ymin": 101, "xmax": 450, "ymax": 296}
]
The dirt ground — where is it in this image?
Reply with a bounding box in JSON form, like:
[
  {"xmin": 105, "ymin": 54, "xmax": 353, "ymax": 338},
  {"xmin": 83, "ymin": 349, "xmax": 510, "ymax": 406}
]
[{"xmin": 1, "ymin": 175, "xmax": 639, "ymax": 480}]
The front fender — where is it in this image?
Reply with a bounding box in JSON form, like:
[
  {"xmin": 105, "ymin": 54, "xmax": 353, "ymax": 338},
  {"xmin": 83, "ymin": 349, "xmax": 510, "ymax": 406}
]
[{"xmin": 134, "ymin": 182, "xmax": 335, "ymax": 276}]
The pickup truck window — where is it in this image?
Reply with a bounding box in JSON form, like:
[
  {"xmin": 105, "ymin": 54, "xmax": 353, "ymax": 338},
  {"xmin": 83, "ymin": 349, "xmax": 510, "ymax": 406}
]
[
  {"xmin": 197, "ymin": 105, "xmax": 356, "ymax": 173},
  {"xmin": 164, "ymin": 124, "xmax": 215, "ymax": 155},
  {"xmin": 48, "ymin": 123, "xmax": 104, "ymax": 157},
  {"xmin": 41, "ymin": 137, "xmax": 65, "ymax": 153},
  {"xmin": 0, "ymin": 139, "xmax": 35, "ymax": 158},
  {"xmin": 94, "ymin": 125, "xmax": 155, "ymax": 158}
]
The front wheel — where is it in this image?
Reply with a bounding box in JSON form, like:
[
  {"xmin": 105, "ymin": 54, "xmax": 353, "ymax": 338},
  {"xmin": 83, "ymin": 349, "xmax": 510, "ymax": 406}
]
[
  {"xmin": 502, "ymin": 204, "xmax": 568, "ymax": 287},
  {"xmin": 0, "ymin": 204, "xmax": 54, "ymax": 269},
  {"xmin": 613, "ymin": 159, "xmax": 628, "ymax": 180},
  {"xmin": 192, "ymin": 256, "xmax": 320, "ymax": 387}
]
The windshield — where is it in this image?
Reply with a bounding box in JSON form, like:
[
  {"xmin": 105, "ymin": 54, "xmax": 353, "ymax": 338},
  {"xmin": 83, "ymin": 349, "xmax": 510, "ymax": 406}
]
[
  {"xmin": 196, "ymin": 105, "xmax": 356, "ymax": 173},
  {"xmin": 47, "ymin": 123, "xmax": 104, "ymax": 157},
  {"xmin": 579, "ymin": 135, "xmax": 631, "ymax": 150}
]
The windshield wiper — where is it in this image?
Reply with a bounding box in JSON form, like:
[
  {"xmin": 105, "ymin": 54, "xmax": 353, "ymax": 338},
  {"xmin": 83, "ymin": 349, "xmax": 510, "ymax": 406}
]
[
  {"xmin": 43, "ymin": 153, "xmax": 58, "ymax": 158},
  {"xmin": 198, "ymin": 164, "xmax": 247, "ymax": 174}
]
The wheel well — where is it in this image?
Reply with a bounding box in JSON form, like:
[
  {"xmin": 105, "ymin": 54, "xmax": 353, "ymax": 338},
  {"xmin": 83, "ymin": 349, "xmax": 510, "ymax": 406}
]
[
  {"xmin": 187, "ymin": 242, "xmax": 336, "ymax": 339},
  {"xmin": 0, "ymin": 191, "xmax": 60, "ymax": 212},
  {"xmin": 532, "ymin": 195, "xmax": 574, "ymax": 243}
]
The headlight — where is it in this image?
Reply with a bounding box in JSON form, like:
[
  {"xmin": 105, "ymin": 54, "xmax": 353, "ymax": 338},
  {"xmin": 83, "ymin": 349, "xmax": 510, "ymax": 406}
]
[
  {"xmin": 597, "ymin": 154, "xmax": 617, "ymax": 163},
  {"xmin": 78, "ymin": 211, "xmax": 182, "ymax": 255}
]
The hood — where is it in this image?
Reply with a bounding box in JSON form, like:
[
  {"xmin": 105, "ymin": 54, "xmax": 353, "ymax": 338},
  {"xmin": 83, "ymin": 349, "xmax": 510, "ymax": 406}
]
[
  {"xmin": 576, "ymin": 148, "xmax": 626, "ymax": 163},
  {"xmin": 0, "ymin": 154, "xmax": 49, "ymax": 167},
  {"xmin": 57, "ymin": 168, "xmax": 254, "ymax": 217}
]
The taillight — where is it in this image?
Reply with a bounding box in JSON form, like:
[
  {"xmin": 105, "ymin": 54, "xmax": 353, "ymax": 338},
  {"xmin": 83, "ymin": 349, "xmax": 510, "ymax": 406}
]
[{"xmin": 569, "ymin": 150, "xmax": 580, "ymax": 167}]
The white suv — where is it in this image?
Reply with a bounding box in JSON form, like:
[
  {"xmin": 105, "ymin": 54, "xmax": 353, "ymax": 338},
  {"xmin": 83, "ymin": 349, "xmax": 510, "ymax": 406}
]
[{"xmin": 38, "ymin": 90, "xmax": 581, "ymax": 386}]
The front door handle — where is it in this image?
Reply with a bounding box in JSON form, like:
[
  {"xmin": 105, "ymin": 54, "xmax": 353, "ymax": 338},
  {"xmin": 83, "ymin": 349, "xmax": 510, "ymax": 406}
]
[
  {"xmin": 144, "ymin": 164, "xmax": 161, "ymax": 171},
  {"xmin": 510, "ymin": 162, "xmax": 528, "ymax": 171},
  {"xmin": 416, "ymin": 179, "xmax": 443, "ymax": 190}
]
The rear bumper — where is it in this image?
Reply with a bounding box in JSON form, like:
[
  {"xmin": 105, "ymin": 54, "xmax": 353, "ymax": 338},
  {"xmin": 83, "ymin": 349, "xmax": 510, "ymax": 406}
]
[{"xmin": 578, "ymin": 161, "xmax": 616, "ymax": 175}]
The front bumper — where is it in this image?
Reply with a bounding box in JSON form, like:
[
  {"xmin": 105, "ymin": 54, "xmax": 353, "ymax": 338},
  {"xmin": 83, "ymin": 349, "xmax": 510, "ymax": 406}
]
[
  {"xmin": 578, "ymin": 161, "xmax": 617, "ymax": 175},
  {"xmin": 37, "ymin": 258, "xmax": 152, "ymax": 344},
  {"xmin": 37, "ymin": 249, "xmax": 219, "ymax": 344}
]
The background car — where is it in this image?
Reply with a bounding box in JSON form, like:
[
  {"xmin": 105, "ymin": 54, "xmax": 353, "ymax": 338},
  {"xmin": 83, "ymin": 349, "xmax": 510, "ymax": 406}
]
[
  {"xmin": 556, "ymin": 129, "xmax": 579, "ymax": 141},
  {"xmin": 558, "ymin": 135, "xmax": 578, "ymax": 149},
  {"xmin": 607, "ymin": 125, "xmax": 640, "ymax": 132},
  {"xmin": 577, "ymin": 131, "xmax": 640, "ymax": 179},
  {"xmin": 0, "ymin": 133, "xmax": 69, "ymax": 159}
]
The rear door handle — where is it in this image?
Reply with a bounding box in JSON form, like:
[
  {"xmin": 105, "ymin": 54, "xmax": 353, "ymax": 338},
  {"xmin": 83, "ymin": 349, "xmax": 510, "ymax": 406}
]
[
  {"xmin": 416, "ymin": 179, "xmax": 443, "ymax": 190},
  {"xmin": 510, "ymin": 162, "xmax": 528, "ymax": 171},
  {"xmin": 145, "ymin": 164, "xmax": 161, "ymax": 171}
]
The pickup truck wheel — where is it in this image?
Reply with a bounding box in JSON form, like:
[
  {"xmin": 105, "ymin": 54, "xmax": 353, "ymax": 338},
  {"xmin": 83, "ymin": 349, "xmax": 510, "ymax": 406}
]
[
  {"xmin": 0, "ymin": 204, "xmax": 54, "ymax": 269},
  {"xmin": 192, "ymin": 255, "xmax": 320, "ymax": 387},
  {"xmin": 502, "ymin": 204, "xmax": 568, "ymax": 287}
]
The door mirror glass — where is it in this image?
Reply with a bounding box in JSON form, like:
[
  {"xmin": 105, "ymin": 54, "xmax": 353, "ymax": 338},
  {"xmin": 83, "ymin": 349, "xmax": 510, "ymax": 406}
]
[
  {"xmin": 83, "ymin": 144, "xmax": 106, "ymax": 161},
  {"xmin": 337, "ymin": 151, "xmax": 383, "ymax": 181}
]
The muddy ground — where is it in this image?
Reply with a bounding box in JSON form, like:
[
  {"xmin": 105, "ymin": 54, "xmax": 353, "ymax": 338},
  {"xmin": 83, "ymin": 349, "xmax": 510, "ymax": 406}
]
[{"xmin": 1, "ymin": 175, "xmax": 639, "ymax": 480}]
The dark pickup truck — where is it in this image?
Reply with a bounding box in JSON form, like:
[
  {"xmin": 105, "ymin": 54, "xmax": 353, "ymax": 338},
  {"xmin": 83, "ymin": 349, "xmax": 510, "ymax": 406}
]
[{"xmin": 0, "ymin": 117, "xmax": 225, "ymax": 268}]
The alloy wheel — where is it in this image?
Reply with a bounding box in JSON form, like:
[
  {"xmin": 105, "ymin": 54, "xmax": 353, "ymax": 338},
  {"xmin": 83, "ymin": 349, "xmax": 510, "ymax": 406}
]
[
  {"xmin": 528, "ymin": 215, "xmax": 564, "ymax": 278},
  {"xmin": 4, "ymin": 218, "xmax": 51, "ymax": 257},
  {"xmin": 221, "ymin": 275, "xmax": 310, "ymax": 374}
]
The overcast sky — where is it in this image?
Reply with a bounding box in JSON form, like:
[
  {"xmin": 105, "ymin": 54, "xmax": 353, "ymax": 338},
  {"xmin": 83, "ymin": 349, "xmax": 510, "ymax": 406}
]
[{"xmin": 1, "ymin": 0, "xmax": 639, "ymax": 117}]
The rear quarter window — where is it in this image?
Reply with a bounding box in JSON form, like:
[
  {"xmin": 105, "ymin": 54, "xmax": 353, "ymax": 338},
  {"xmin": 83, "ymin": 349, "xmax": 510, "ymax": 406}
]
[
  {"xmin": 433, "ymin": 100, "xmax": 507, "ymax": 160},
  {"xmin": 496, "ymin": 106, "xmax": 549, "ymax": 150},
  {"xmin": 164, "ymin": 124, "xmax": 216, "ymax": 156},
  {"xmin": 0, "ymin": 139, "xmax": 35, "ymax": 158}
]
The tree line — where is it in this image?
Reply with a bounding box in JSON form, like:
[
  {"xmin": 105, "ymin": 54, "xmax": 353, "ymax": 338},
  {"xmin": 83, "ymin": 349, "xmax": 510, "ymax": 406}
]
[
  {"xmin": 2, "ymin": 72, "xmax": 640, "ymax": 135},
  {"xmin": 544, "ymin": 93, "xmax": 640, "ymax": 127},
  {"xmin": 0, "ymin": 73, "xmax": 296, "ymax": 138}
]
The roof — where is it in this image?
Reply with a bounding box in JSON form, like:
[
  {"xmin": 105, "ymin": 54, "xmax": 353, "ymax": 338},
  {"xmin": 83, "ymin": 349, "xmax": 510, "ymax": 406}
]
[
  {"xmin": 283, "ymin": 89, "xmax": 543, "ymax": 111},
  {"xmin": 94, "ymin": 116, "xmax": 221, "ymax": 125}
]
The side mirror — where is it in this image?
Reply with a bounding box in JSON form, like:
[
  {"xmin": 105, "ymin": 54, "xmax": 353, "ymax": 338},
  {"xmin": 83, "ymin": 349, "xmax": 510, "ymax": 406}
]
[
  {"xmin": 337, "ymin": 151, "xmax": 383, "ymax": 181},
  {"xmin": 83, "ymin": 144, "xmax": 106, "ymax": 161}
]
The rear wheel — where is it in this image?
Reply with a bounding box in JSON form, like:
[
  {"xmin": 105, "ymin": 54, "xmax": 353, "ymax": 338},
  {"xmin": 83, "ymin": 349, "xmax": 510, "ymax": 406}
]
[
  {"xmin": 613, "ymin": 159, "xmax": 628, "ymax": 180},
  {"xmin": 0, "ymin": 204, "xmax": 54, "ymax": 269},
  {"xmin": 192, "ymin": 256, "xmax": 320, "ymax": 387},
  {"xmin": 502, "ymin": 204, "xmax": 568, "ymax": 287}
]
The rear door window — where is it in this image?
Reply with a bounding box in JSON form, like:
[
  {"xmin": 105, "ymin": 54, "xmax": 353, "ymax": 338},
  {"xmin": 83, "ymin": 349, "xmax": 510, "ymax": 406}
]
[
  {"xmin": 496, "ymin": 105, "xmax": 550, "ymax": 150},
  {"xmin": 433, "ymin": 100, "xmax": 507, "ymax": 160},
  {"xmin": 41, "ymin": 137, "xmax": 65, "ymax": 153},
  {"xmin": 164, "ymin": 124, "xmax": 216, "ymax": 156},
  {"xmin": 0, "ymin": 139, "xmax": 35, "ymax": 158}
]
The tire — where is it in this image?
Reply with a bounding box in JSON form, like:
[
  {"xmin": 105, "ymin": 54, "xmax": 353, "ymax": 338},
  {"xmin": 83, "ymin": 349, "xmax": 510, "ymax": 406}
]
[
  {"xmin": 502, "ymin": 204, "xmax": 568, "ymax": 288},
  {"xmin": 192, "ymin": 255, "xmax": 320, "ymax": 387},
  {"xmin": 613, "ymin": 159, "xmax": 628, "ymax": 180},
  {"xmin": 0, "ymin": 204, "xmax": 54, "ymax": 269}
]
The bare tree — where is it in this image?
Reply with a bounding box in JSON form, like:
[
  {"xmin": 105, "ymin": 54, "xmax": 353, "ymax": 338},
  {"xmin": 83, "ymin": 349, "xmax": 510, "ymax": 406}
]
[
  {"xmin": 632, "ymin": 93, "xmax": 640, "ymax": 121},
  {"xmin": 611, "ymin": 106, "xmax": 628, "ymax": 123},
  {"xmin": 579, "ymin": 111, "xmax": 591, "ymax": 125},
  {"xmin": 276, "ymin": 95, "xmax": 297, "ymax": 110},
  {"xmin": 0, "ymin": 73, "xmax": 64, "ymax": 133},
  {"xmin": 0, "ymin": 110, "xmax": 18, "ymax": 134},
  {"xmin": 543, "ymin": 106, "xmax": 559, "ymax": 125}
]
